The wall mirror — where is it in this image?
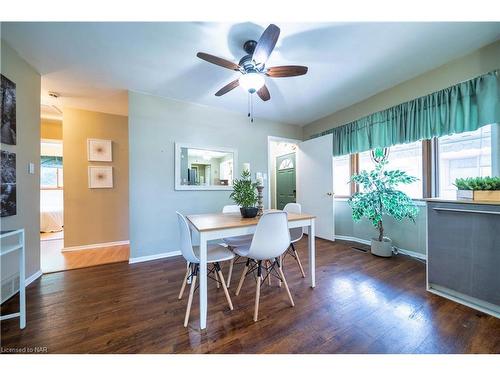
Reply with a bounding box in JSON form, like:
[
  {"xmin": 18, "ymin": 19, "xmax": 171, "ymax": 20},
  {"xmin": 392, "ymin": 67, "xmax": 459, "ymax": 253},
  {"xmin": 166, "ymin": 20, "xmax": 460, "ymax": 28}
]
[{"xmin": 175, "ymin": 143, "xmax": 238, "ymax": 190}]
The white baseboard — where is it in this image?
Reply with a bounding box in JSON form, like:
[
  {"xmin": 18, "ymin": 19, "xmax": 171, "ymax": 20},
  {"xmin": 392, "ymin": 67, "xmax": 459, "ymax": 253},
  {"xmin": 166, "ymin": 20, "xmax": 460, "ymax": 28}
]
[
  {"xmin": 26, "ymin": 270, "xmax": 43, "ymax": 286},
  {"xmin": 1, "ymin": 270, "xmax": 42, "ymax": 304},
  {"xmin": 128, "ymin": 251, "xmax": 181, "ymax": 264},
  {"xmin": 334, "ymin": 235, "xmax": 426, "ymax": 261},
  {"xmin": 62, "ymin": 240, "xmax": 130, "ymax": 252},
  {"xmin": 335, "ymin": 235, "xmax": 370, "ymax": 246},
  {"xmin": 395, "ymin": 247, "xmax": 426, "ymax": 261}
]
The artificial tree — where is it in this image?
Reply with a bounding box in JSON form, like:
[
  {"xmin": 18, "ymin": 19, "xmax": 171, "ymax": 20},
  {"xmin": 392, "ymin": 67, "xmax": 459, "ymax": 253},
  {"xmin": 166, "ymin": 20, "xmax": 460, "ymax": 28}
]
[{"xmin": 348, "ymin": 149, "xmax": 419, "ymax": 255}]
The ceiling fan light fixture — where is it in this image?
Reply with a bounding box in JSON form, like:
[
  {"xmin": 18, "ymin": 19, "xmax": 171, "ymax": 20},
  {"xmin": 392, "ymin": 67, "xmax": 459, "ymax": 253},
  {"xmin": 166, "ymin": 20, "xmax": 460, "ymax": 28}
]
[{"xmin": 239, "ymin": 72, "xmax": 265, "ymax": 93}]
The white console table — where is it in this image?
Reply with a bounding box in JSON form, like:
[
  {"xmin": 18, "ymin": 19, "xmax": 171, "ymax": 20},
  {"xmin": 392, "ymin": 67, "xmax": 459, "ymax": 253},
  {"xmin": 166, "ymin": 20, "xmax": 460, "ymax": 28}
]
[{"xmin": 0, "ymin": 229, "xmax": 26, "ymax": 329}]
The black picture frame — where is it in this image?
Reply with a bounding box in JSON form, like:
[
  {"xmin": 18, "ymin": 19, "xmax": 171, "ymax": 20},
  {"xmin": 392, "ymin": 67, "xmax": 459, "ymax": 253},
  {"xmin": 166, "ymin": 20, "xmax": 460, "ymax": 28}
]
[
  {"xmin": 1, "ymin": 74, "xmax": 17, "ymax": 145},
  {"xmin": 0, "ymin": 150, "xmax": 17, "ymax": 217}
]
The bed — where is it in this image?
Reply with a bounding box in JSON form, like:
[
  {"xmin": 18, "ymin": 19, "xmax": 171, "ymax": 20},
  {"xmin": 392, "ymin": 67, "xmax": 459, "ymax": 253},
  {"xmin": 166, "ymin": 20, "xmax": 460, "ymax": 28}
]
[{"xmin": 40, "ymin": 190, "xmax": 64, "ymax": 233}]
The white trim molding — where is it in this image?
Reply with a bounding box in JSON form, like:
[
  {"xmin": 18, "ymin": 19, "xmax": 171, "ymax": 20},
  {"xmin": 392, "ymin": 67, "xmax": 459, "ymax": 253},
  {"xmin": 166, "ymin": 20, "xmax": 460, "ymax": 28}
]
[
  {"xmin": 334, "ymin": 235, "xmax": 426, "ymax": 260},
  {"xmin": 62, "ymin": 240, "xmax": 130, "ymax": 252},
  {"xmin": 1, "ymin": 270, "xmax": 43, "ymax": 304},
  {"xmin": 26, "ymin": 270, "xmax": 43, "ymax": 285},
  {"xmin": 128, "ymin": 251, "xmax": 181, "ymax": 264}
]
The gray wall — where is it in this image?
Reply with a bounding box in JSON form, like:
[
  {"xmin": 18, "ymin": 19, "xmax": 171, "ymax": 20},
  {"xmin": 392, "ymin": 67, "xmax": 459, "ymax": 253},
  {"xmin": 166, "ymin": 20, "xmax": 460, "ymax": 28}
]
[
  {"xmin": 335, "ymin": 199, "xmax": 427, "ymax": 256},
  {"xmin": 128, "ymin": 91, "xmax": 303, "ymax": 259},
  {"xmin": 1, "ymin": 40, "xmax": 41, "ymax": 300}
]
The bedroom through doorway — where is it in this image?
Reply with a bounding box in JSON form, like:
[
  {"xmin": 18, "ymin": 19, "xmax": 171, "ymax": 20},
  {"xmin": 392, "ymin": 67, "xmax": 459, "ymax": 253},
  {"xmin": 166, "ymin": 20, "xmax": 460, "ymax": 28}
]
[{"xmin": 40, "ymin": 108, "xmax": 65, "ymax": 273}]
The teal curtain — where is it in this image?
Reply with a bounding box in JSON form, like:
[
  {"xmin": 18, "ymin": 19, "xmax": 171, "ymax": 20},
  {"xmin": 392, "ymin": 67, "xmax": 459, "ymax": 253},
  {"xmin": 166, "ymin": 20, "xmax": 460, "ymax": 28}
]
[
  {"xmin": 312, "ymin": 70, "xmax": 500, "ymax": 156},
  {"xmin": 41, "ymin": 156, "xmax": 62, "ymax": 168}
]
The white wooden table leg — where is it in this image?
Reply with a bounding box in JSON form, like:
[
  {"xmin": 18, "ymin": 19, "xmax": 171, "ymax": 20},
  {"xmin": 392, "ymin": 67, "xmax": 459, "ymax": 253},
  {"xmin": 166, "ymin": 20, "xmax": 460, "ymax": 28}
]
[
  {"xmin": 199, "ymin": 232, "xmax": 208, "ymax": 330},
  {"xmin": 20, "ymin": 230, "xmax": 26, "ymax": 329},
  {"xmin": 308, "ymin": 219, "xmax": 316, "ymax": 288}
]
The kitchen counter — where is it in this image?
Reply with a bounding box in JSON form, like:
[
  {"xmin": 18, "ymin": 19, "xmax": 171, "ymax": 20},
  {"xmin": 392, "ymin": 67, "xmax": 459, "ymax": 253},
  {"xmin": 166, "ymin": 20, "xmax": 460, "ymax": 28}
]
[{"xmin": 425, "ymin": 197, "xmax": 500, "ymax": 206}]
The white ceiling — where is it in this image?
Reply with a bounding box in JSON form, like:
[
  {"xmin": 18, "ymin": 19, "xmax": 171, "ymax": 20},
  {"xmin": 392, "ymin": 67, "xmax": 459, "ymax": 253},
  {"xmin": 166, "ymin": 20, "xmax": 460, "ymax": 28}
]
[{"xmin": 2, "ymin": 22, "xmax": 499, "ymax": 125}]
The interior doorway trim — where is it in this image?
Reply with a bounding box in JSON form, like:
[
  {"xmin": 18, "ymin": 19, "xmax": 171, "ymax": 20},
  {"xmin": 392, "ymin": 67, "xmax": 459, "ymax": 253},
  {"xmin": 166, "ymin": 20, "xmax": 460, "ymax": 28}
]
[{"xmin": 267, "ymin": 136, "xmax": 302, "ymax": 210}]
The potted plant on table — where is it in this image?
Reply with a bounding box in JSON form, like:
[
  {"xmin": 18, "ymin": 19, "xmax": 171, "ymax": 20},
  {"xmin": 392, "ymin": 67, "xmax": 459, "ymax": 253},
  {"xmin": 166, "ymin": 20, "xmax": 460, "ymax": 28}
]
[
  {"xmin": 348, "ymin": 148, "xmax": 419, "ymax": 257},
  {"xmin": 230, "ymin": 169, "xmax": 259, "ymax": 218},
  {"xmin": 454, "ymin": 176, "xmax": 500, "ymax": 202}
]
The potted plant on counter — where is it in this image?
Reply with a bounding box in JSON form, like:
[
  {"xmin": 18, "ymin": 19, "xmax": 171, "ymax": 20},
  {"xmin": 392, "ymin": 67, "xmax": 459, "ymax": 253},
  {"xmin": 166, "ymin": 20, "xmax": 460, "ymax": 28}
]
[
  {"xmin": 348, "ymin": 148, "xmax": 419, "ymax": 257},
  {"xmin": 230, "ymin": 169, "xmax": 259, "ymax": 218},
  {"xmin": 455, "ymin": 177, "xmax": 500, "ymax": 202}
]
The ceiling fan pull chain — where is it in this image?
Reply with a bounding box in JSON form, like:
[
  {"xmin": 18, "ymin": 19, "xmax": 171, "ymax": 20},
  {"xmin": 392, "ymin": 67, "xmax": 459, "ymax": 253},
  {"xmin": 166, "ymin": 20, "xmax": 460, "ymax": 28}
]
[
  {"xmin": 247, "ymin": 93, "xmax": 251, "ymax": 118},
  {"xmin": 251, "ymin": 94, "xmax": 254, "ymax": 123}
]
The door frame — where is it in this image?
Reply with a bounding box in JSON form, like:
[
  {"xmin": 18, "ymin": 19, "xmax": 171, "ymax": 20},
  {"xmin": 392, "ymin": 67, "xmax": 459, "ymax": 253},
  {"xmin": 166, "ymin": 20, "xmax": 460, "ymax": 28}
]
[{"xmin": 267, "ymin": 136, "xmax": 302, "ymax": 210}]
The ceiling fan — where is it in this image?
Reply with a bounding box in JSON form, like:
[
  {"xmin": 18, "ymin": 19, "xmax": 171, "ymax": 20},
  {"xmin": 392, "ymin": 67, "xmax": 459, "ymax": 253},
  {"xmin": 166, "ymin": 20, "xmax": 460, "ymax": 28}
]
[{"xmin": 196, "ymin": 24, "xmax": 308, "ymax": 110}]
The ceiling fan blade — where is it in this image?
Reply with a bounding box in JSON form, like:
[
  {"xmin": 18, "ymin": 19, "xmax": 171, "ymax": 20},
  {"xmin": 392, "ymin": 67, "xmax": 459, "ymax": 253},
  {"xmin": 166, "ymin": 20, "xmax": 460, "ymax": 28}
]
[
  {"xmin": 257, "ymin": 85, "xmax": 270, "ymax": 101},
  {"xmin": 252, "ymin": 24, "xmax": 280, "ymax": 66},
  {"xmin": 266, "ymin": 65, "xmax": 308, "ymax": 78},
  {"xmin": 215, "ymin": 79, "xmax": 240, "ymax": 96},
  {"xmin": 197, "ymin": 52, "xmax": 240, "ymax": 71}
]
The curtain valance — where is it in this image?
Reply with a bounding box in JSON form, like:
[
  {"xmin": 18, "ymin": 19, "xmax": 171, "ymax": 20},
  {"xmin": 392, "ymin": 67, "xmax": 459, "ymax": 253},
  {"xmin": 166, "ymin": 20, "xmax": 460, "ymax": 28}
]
[{"xmin": 311, "ymin": 70, "xmax": 500, "ymax": 156}]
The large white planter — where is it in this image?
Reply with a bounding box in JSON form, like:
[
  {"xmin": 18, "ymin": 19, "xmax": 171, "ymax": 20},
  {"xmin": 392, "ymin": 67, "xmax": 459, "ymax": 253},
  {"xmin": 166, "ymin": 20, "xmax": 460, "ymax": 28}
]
[{"xmin": 371, "ymin": 237, "xmax": 393, "ymax": 257}]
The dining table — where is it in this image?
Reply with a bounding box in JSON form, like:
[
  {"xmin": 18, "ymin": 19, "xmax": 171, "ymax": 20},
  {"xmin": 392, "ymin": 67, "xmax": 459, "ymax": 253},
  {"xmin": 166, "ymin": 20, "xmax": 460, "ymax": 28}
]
[{"xmin": 186, "ymin": 210, "xmax": 316, "ymax": 329}]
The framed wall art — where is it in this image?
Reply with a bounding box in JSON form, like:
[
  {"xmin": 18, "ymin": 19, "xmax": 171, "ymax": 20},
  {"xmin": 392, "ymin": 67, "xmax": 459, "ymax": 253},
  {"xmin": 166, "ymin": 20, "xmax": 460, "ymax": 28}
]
[
  {"xmin": 88, "ymin": 166, "xmax": 113, "ymax": 188},
  {"xmin": 87, "ymin": 138, "xmax": 112, "ymax": 162}
]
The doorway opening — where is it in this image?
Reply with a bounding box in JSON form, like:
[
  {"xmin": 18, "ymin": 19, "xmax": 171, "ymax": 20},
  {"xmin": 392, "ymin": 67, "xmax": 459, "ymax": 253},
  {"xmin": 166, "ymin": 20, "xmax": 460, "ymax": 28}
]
[
  {"xmin": 267, "ymin": 136, "xmax": 301, "ymax": 210},
  {"xmin": 40, "ymin": 111, "xmax": 65, "ymax": 273}
]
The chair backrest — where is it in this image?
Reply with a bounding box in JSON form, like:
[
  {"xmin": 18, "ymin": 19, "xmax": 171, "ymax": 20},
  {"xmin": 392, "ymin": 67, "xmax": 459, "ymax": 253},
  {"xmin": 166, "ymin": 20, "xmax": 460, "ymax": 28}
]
[
  {"xmin": 176, "ymin": 211, "xmax": 199, "ymax": 263},
  {"xmin": 283, "ymin": 203, "xmax": 303, "ymax": 242},
  {"xmin": 222, "ymin": 205, "xmax": 240, "ymax": 213},
  {"xmin": 247, "ymin": 211, "xmax": 290, "ymax": 260}
]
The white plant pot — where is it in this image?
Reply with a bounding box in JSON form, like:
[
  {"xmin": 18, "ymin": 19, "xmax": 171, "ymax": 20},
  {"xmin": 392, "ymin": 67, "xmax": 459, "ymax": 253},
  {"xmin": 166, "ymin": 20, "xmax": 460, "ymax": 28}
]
[{"xmin": 370, "ymin": 237, "xmax": 393, "ymax": 257}]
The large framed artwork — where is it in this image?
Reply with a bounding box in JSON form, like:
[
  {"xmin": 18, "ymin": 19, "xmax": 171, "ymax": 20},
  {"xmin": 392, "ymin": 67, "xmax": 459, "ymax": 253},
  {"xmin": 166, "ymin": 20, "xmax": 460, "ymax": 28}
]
[
  {"xmin": 87, "ymin": 138, "xmax": 112, "ymax": 162},
  {"xmin": 1, "ymin": 150, "xmax": 16, "ymax": 217},
  {"xmin": 1, "ymin": 74, "xmax": 17, "ymax": 145},
  {"xmin": 88, "ymin": 166, "xmax": 113, "ymax": 188}
]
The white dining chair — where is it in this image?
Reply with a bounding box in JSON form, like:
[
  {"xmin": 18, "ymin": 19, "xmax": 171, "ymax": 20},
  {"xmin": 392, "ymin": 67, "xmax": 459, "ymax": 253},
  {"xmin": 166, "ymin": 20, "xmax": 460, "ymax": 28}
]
[
  {"xmin": 283, "ymin": 203, "xmax": 306, "ymax": 278},
  {"xmin": 176, "ymin": 212, "xmax": 235, "ymax": 327},
  {"xmin": 234, "ymin": 211, "xmax": 295, "ymax": 322},
  {"xmin": 222, "ymin": 205, "xmax": 253, "ymax": 287}
]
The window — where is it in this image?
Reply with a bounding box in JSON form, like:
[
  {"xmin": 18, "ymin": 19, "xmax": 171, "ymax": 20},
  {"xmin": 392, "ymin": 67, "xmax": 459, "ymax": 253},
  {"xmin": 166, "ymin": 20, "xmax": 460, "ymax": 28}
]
[
  {"xmin": 437, "ymin": 125, "xmax": 492, "ymax": 199},
  {"xmin": 278, "ymin": 158, "xmax": 294, "ymax": 170},
  {"xmin": 386, "ymin": 142, "xmax": 423, "ymax": 199},
  {"xmin": 40, "ymin": 155, "xmax": 63, "ymax": 189},
  {"xmin": 358, "ymin": 141, "xmax": 423, "ymax": 199},
  {"xmin": 331, "ymin": 124, "xmax": 495, "ymax": 200},
  {"xmin": 358, "ymin": 150, "xmax": 377, "ymax": 174},
  {"xmin": 41, "ymin": 167, "xmax": 63, "ymax": 189},
  {"xmin": 333, "ymin": 155, "xmax": 351, "ymax": 197}
]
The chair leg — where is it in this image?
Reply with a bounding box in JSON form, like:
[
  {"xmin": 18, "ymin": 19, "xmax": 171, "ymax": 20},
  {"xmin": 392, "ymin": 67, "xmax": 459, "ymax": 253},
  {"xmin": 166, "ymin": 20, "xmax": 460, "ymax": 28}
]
[
  {"xmin": 214, "ymin": 268, "xmax": 220, "ymax": 289},
  {"xmin": 266, "ymin": 260, "xmax": 272, "ymax": 286},
  {"xmin": 227, "ymin": 257, "xmax": 235, "ymax": 288},
  {"xmin": 277, "ymin": 261, "xmax": 295, "ymax": 307},
  {"xmin": 178, "ymin": 262, "xmax": 191, "ymax": 300},
  {"xmin": 254, "ymin": 261, "xmax": 262, "ymax": 322},
  {"xmin": 291, "ymin": 243, "xmax": 306, "ymax": 278},
  {"xmin": 235, "ymin": 259, "xmax": 250, "ymax": 296},
  {"xmin": 278, "ymin": 255, "xmax": 283, "ymax": 287},
  {"xmin": 215, "ymin": 262, "xmax": 233, "ymax": 310},
  {"xmin": 184, "ymin": 265, "xmax": 198, "ymax": 327}
]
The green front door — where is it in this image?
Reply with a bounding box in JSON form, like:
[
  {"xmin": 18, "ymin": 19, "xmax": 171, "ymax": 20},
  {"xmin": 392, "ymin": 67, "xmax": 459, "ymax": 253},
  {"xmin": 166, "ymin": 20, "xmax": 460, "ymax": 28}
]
[{"xmin": 276, "ymin": 152, "xmax": 296, "ymax": 210}]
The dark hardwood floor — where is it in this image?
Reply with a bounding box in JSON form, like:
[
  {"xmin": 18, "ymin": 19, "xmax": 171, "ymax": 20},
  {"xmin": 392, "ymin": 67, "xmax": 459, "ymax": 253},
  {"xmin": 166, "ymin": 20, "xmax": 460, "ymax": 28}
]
[{"xmin": 1, "ymin": 238, "xmax": 499, "ymax": 354}]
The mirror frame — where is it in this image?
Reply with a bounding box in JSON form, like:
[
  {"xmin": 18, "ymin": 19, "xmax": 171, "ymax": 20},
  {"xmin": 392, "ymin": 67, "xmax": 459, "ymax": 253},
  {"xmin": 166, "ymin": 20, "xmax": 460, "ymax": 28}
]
[{"xmin": 174, "ymin": 142, "xmax": 238, "ymax": 191}]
